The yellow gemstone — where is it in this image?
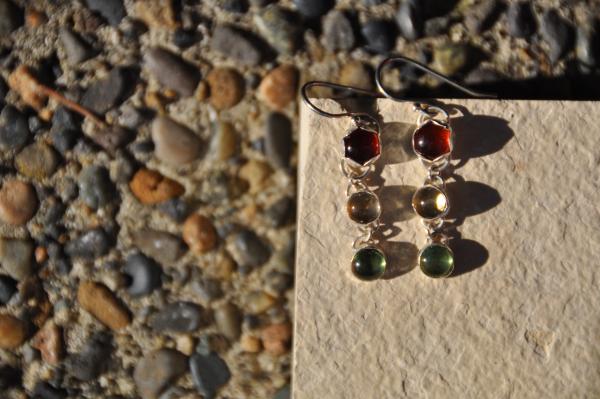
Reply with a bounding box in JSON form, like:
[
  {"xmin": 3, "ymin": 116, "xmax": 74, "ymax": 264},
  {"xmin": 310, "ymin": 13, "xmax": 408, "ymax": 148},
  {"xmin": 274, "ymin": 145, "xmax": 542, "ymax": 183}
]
[{"xmin": 412, "ymin": 185, "xmax": 448, "ymax": 219}]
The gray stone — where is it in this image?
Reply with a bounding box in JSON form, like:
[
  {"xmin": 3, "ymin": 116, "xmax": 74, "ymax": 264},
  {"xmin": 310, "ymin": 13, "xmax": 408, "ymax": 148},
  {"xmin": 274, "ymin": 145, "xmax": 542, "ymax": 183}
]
[
  {"xmin": 60, "ymin": 28, "xmax": 93, "ymax": 65},
  {"xmin": 361, "ymin": 19, "xmax": 396, "ymax": 54},
  {"xmin": 254, "ymin": 5, "xmax": 301, "ymax": 55},
  {"xmin": 124, "ymin": 253, "xmax": 162, "ymax": 297},
  {"xmin": 81, "ymin": 68, "xmax": 129, "ymax": 114},
  {"xmin": 150, "ymin": 301, "xmax": 209, "ymax": 333},
  {"xmin": 199, "ymin": 170, "xmax": 248, "ymax": 204},
  {"xmin": 14, "ymin": 142, "xmax": 60, "ymax": 180},
  {"xmin": 134, "ymin": 349, "xmax": 187, "ymax": 399},
  {"xmin": 78, "ymin": 165, "xmax": 115, "ymax": 209},
  {"xmin": 189, "ymin": 352, "xmax": 231, "ymax": 399},
  {"xmin": 576, "ymin": 23, "xmax": 600, "ymax": 68},
  {"xmin": 65, "ymin": 228, "xmax": 112, "ymax": 259},
  {"xmin": 226, "ymin": 229, "xmax": 271, "ymax": 268},
  {"xmin": 464, "ymin": 0, "xmax": 499, "ymax": 34},
  {"xmin": 191, "ymin": 277, "xmax": 223, "ymax": 306},
  {"xmin": 540, "ymin": 9, "xmax": 574, "ymax": 63},
  {"xmin": 265, "ymin": 196, "xmax": 294, "ymax": 227},
  {"xmin": 396, "ymin": 0, "xmax": 424, "ymax": 41},
  {"xmin": 158, "ymin": 198, "xmax": 191, "ymax": 223},
  {"xmin": 88, "ymin": 124, "xmax": 134, "ymax": 155},
  {"xmin": 85, "ymin": 0, "xmax": 125, "ymax": 26},
  {"xmin": 50, "ymin": 107, "xmax": 81, "ymax": 154},
  {"xmin": 211, "ymin": 26, "xmax": 262, "ymax": 66},
  {"xmin": 265, "ymin": 112, "xmax": 293, "ymax": 169},
  {"xmin": 0, "ymin": 238, "xmax": 33, "ymax": 281},
  {"xmin": 144, "ymin": 47, "xmax": 200, "ymax": 97},
  {"xmin": 151, "ymin": 116, "xmax": 203, "ymax": 165},
  {"xmin": 424, "ymin": 16, "xmax": 451, "ymax": 37},
  {"xmin": 322, "ymin": 10, "xmax": 355, "ymax": 52},
  {"xmin": 0, "ymin": 0, "xmax": 22, "ymax": 36},
  {"xmin": 292, "ymin": 0, "xmax": 333, "ymax": 18},
  {"xmin": 132, "ymin": 229, "xmax": 186, "ymax": 266},
  {"xmin": 507, "ymin": 2, "xmax": 537, "ymax": 39},
  {"xmin": 0, "ymin": 275, "xmax": 17, "ymax": 305},
  {"xmin": 214, "ymin": 302, "xmax": 241, "ymax": 340},
  {"xmin": 218, "ymin": 0, "xmax": 248, "ymax": 13},
  {"xmin": 66, "ymin": 332, "xmax": 113, "ymax": 381},
  {"xmin": 0, "ymin": 105, "xmax": 29, "ymax": 152},
  {"xmin": 32, "ymin": 382, "xmax": 67, "ymax": 399}
]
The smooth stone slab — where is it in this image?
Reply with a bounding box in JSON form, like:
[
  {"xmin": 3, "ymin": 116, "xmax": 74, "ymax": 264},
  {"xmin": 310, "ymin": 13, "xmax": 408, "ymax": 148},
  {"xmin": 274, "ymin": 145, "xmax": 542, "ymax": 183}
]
[{"xmin": 294, "ymin": 99, "xmax": 600, "ymax": 398}]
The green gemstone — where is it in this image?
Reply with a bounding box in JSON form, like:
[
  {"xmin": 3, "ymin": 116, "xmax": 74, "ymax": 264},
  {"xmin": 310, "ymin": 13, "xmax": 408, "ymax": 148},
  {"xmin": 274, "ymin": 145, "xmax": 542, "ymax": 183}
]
[
  {"xmin": 419, "ymin": 243, "xmax": 454, "ymax": 278},
  {"xmin": 351, "ymin": 247, "xmax": 386, "ymax": 281}
]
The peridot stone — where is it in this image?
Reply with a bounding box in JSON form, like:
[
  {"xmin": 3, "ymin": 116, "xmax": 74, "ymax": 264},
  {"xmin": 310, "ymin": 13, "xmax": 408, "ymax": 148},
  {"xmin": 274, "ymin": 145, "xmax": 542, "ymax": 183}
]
[
  {"xmin": 419, "ymin": 243, "xmax": 454, "ymax": 278},
  {"xmin": 351, "ymin": 247, "xmax": 386, "ymax": 281}
]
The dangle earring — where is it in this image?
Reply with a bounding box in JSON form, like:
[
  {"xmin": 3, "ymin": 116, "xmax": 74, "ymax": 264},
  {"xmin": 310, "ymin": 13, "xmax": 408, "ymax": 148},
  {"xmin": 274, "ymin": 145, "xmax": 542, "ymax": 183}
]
[
  {"xmin": 301, "ymin": 82, "xmax": 386, "ymax": 281},
  {"xmin": 375, "ymin": 56, "xmax": 495, "ymax": 278}
]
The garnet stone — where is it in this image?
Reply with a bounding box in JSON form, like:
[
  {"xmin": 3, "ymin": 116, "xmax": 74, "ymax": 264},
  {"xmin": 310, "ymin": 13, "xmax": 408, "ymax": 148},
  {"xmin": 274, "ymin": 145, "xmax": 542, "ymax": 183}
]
[
  {"xmin": 413, "ymin": 121, "xmax": 452, "ymax": 161},
  {"xmin": 343, "ymin": 127, "xmax": 381, "ymax": 166}
]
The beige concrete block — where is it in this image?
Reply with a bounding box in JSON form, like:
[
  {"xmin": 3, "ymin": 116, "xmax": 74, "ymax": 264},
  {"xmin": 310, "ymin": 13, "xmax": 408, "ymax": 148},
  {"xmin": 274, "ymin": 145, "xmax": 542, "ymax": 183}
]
[{"xmin": 293, "ymin": 99, "xmax": 600, "ymax": 399}]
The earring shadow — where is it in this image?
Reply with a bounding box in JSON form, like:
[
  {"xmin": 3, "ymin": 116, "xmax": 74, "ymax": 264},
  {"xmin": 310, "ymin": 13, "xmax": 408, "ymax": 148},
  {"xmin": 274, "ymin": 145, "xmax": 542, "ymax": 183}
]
[
  {"xmin": 378, "ymin": 239, "xmax": 419, "ymax": 280},
  {"xmin": 380, "ymin": 122, "xmax": 417, "ymax": 165}
]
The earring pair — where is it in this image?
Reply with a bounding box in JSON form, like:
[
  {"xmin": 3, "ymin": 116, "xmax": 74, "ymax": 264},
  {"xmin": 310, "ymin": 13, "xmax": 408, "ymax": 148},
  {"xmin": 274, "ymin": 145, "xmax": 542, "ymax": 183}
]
[{"xmin": 301, "ymin": 57, "xmax": 494, "ymax": 281}]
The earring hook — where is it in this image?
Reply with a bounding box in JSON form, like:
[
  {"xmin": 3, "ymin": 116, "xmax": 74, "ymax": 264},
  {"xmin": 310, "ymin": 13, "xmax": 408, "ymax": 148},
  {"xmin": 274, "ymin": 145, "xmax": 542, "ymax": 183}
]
[
  {"xmin": 301, "ymin": 81, "xmax": 383, "ymax": 128},
  {"xmin": 375, "ymin": 56, "xmax": 496, "ymax": 108}
]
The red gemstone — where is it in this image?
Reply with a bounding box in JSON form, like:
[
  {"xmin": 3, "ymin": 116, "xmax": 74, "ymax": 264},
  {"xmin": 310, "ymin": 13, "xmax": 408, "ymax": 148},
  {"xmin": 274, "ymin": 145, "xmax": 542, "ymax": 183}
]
[
  {"xmin": 343, "ymin": 128, "xmax": 381, "ymax": 166},
  {"xmin": 413, "ymin": 121, "xmax": 452, "ymax": 161}
]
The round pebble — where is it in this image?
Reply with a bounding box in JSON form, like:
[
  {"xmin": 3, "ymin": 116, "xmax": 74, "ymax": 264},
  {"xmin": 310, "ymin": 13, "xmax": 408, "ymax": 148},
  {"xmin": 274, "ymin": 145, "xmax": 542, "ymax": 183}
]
[
  {"xmin": 14, "ymin": 141, "xmax": 60, "ymax": 180},
  {"xmin": 226, "ymin": 229, "xmax": 271, "ymax": 268},
  {"xmin": 78, "ymin": 165, "xmax": 115, "ymax": 209},
  {"xmin": 0, "ymin": 314, "xmax": 26, "ymax": 349},
  {"xmin": 209, "ymin": 121, "xmax": 239, "ymax": 161},
  {"xmin": 129, "ymin": 168, "xmax": 185, "ymax": 205},
  {"xmin": 0, "ymin": 238, "xmax": 33, "ymax": 281},
  {"xmin": 293, "ymin": 0, "xmax": 333, "ymax": 18},
  {"xmin": 265, "ymin": 112, "xmax": 293, "ymax": 169},
  {"xmin": 322, "ymin": 10, "xmax": 355, "ymax": 51},
  {"xmin": 134, "ymin": 349, "xmax": 188, "ymax": 399},
  {"xmin": 152, "ymin": 116, "xmax": 203, "ymax": 165},
  {"xmin": 150, "ymin": 301, "xmax": 208, "ymax": 332},
  {"xmin": 132, "ymin": 229, "xmax": 186, "ymax": 265},
  {"xmin": 214, "ymin": 302, "xmax": 241, "ymax": 340},
  {"xmin": 507, "ymin": 1, "xmax": 537, "ymax": 39},
  {"xmin": 433, "ymin": 43, "xmax": 471, "ymax": 76},
  {"xmin": 190, "ymin": 352, "xmax": 231, "ymax": 399},
  {"xmin": 261, "ymin": 322, "xmax": 292, "ymax": 356},
  {"xmin": 183, "ymin": 214, "xmax": 218, "ymax": 255},
  {"xmin": 395, "ymin": 0, "xmax": 423, "ymax": 40},
  {"xmin": 60, "ymin": 28, "xmax": 93, "ymax": 65},
  {"xmin": 0, "ymin": 105, "xmax": 30, "ymax": 151},
  {"xmin": 124, "ymin": 252, "xmax": 162, "ymax": 297},
  {"xmin": 254, "ymin": 5, "xmax": 300, "ymax": 55},
  {"xmin": 541, "ymin": 9, "xmax": 574, "ymax": 63},
  {"xmin": 31, "ymin": 322, "xmax": 64, "ymax": 365},
  {"xmin": 210, "ymin": 25, "xmax": 262, "ymax": 66},
  {"xmin": 258, "ymin": 65, "xmax": 298, "ymax": 110},
  {"xmin": 65, "ymin": 228, "xmax": 112, "ymax": 259},
  {"xmin": 0, "ymin": 179, "xmax": 38, "ymax": 225},
  {"xmin": 144, "ymin": 47, "xmax": 200, "ymax": 97},
  {"xmin": 206, "ymin": 67, "xmax": 245, "ymax": 110},
  {"xmin": 361, "ymin": 19, "xmax": 397, "ymax": 54}
]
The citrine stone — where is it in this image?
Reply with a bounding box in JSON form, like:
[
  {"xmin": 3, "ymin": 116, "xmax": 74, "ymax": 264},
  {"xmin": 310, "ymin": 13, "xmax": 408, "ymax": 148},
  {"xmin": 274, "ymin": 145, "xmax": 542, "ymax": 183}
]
[
  {"xmin": 412, "ymin": 185, "xmax": 448, "ymax": 219},
  {"xmin": 413, "ymin": 121, "xmax": 451, "ymax": 161},
  {"xmin": 347, "ymin": 191, "xmax": 381, "ymax": 224},
  {"xmin": 351, "ymin": 247, "xmax": 386, "ymax": 281},
  {"xmin": 343, "ymin": 127, "xmax": 381, "ymax": 166},
  {"xmin": 419, "ymin": 243, "xmax": 454, "ymax": 278}
]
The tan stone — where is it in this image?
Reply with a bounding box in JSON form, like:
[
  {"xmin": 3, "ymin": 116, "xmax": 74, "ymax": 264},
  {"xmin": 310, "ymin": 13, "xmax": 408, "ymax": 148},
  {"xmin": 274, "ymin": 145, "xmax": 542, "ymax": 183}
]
[
  {"xmin": 261, "ymin": 323, "xmax": 291, "ymax": 356},
  {"xmin": 77, "ymin": 281, "xmax": 131, "ymax": 331},
  {"xmin": 0, "ymin": 179, "xmax": 38, "ymax": 225},
  {"xmin": 129, "ymin": 168, "xmax": 184, "ymax": 205},
  {"xmin": 258, "ymin": 65, "xmax": 298, "ymax": 110},
  {"xmin": 32, "ymin": 322, "xmax": 63, "ymax": 365},
  {"xmin": 0, "ymin": 314, "xmax": 26, "ymax": 349},
  {"xmin": 240, "ymin": 334, "xmax": 262, "ymax": 353},
  {"xmin": 182, "ymin": 214, "xmax": 217, "ymax": 255},
  {"xmin": 134, "ymin": 0, "xmax": 179, "ymax": 30},
  {"xmin": 206, "ymin": 68, "xmax": 245, "ymax": 110},
  {"xmin": 238, "ymin": 159, "xmax": 272, "ymax": 194}
]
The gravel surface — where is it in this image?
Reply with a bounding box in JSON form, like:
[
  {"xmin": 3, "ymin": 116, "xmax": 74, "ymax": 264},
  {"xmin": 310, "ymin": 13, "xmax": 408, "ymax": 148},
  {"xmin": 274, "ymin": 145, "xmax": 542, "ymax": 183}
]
[{"xmin": 0, "ymin": 0, "xmax": 598, "ymax": 398}]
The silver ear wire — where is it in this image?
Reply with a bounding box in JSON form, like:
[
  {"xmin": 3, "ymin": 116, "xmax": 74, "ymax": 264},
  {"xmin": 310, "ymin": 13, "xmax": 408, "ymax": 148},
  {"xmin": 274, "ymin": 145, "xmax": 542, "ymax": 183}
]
[
  {"xmin": 375, "ymin": 55, "xmax": 497, "ymax": 114},
  {"xmin": 300, "ymin": 81, "xmax": 383, "ymax": 127}
]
